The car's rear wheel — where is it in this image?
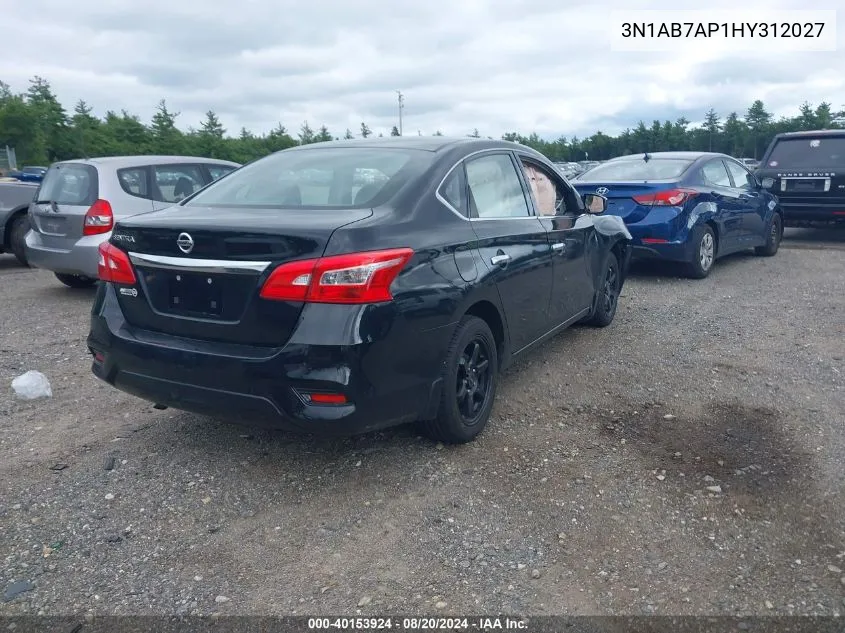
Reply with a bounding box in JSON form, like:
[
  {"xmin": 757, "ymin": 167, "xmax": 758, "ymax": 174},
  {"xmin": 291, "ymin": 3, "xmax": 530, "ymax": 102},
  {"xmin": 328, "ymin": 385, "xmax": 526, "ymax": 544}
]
[
  {"xmin": 754, "ymin": 214, "xmax": 782, "ymax": 256},
  {"xmin": 54, "ymin": 273, "xmax": 97, "ymax": 289},
  {"xmin": 8, "ymin": 214, "xmax": 30, "ymax": 266},
  {"xmin": 420, "ymin": 316, "xmax": 498, "ymax": 444},
  {"xmin": 587, "ymin": 252, "xmax": 620, "ymax": 327},
  {"xmin": 686, "ymin": 225, "xmax": 716, "ymax": 279}
]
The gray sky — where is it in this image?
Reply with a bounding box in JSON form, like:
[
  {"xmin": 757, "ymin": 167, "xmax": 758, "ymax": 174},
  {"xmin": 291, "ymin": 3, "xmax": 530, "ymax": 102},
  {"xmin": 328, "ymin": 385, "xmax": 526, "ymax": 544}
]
[{"xmin": 3, "ymin": 0, "xmax": 843, "ymax": 140}]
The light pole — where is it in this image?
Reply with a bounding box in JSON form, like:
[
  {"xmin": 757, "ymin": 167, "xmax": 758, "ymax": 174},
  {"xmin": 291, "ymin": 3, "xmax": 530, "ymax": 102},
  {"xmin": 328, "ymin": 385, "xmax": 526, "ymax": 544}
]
[{"xmin": 396, "ymin": 90, "xmax": 404, "ymax": 136}]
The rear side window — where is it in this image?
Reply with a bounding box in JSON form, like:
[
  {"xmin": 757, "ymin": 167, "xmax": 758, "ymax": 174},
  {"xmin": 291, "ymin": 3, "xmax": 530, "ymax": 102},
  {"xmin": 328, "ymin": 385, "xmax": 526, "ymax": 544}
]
[
  {"xmin": 36, "ymin": 163, "xmax": 97, "ymax": 205},
  {"xmin": 700, "ymin": 160, "xmax": 732, "ymax": 187},
  {"xmin": 153, "ymin": 164, "xmax": 205, "ymax": 203},
  {"xmin": 186, "ymin": 148, "xmax": 425, "ymax": 209},
  {"xmin": 766, "ymin": 136, "xmax": 845, "ymax": 169},
  {"xmin": 206, "ymin": 164, "xmax": 236, "ymax": 181},
  {"xmin": 438, "ymin": 165, "xmax": 468, "ymax": 216},
  {"xmin": 577, "ymin": 159, "xmax": 693, "ymax": 181},
  {"xmin": 117, "ymin": 167, "xmax": 150, "ymax": 199}
]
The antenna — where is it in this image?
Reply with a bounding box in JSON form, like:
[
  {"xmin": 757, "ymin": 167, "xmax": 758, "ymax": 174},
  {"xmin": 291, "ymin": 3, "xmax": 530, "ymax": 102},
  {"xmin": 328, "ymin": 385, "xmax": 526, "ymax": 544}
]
[
  {"xmin": 396, "ymin": 91, "xmax": 404, "ymax": 136},
  {"xmin": 643, "ymin": 152, "xmax": 651, "ymax": 162}
]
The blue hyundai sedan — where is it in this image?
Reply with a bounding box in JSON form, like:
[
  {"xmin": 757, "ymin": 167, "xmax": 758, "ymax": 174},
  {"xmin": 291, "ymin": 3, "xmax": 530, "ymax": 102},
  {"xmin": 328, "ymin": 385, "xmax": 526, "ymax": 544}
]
[{"xmin": 572, "ymin": 152, "xmax": 783, "ymax": 278}]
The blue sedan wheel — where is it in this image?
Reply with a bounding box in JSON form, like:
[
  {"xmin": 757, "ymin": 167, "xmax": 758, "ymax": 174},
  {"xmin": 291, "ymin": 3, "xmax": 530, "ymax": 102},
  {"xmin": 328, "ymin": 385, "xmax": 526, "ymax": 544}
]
[
  {"xmin": 686, "ymin": 225, "xmax": 716, "ymax": 279},
  {"xmin": 755, "ymin": 214, "xmax": 782, "ymax": 257}
]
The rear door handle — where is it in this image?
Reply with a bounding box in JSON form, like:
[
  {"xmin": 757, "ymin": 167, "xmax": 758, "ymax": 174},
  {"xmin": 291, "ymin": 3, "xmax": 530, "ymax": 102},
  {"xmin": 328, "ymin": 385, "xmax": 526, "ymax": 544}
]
[
  {"xmin": 551, "ymin": 242, "xmax": 565, "ymax": 251},
  {"xmin": 490, "ymin": 254, "xmax": 511, "ymax": 266}
]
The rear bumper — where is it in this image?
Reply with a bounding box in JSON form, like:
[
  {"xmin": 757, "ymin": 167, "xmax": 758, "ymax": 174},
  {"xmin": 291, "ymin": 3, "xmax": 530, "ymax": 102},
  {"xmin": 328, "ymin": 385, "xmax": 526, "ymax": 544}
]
[
  {"xmin": 24, "ymin": 230, "xmax": 105, "ymax": 278},
  {"xmin": 616, "ymin": 206, "xmax": 696, "ymax": 263},
  {"xmin": 87, "ymin": 284, "xmax": 449, "ymax": 436},
  {"xmin": 630, "ymin": 240, "xmax": 694, "ymax": 262},
  {"xmin": 779, "ymin": 202, "xmax": 845, "ymax": 225}
]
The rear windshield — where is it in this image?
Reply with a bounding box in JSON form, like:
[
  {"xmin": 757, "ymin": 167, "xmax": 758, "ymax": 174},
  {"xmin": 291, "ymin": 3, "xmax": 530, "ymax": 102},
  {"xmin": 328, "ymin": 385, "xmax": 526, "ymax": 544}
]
[
  {"xmin": 576, "ymin": 158, "xmax": 693, "ymax": 182},
  {"xmin": 185, "ymin": 147, "xmax": 427, "ymax": 209},
  {"xmin": 765, "ymin": 136, "xmax": 845, "ymax": 169},
  {"xmin": 35, "ymin": 163, "xmax": 97, "ymax": 206}
]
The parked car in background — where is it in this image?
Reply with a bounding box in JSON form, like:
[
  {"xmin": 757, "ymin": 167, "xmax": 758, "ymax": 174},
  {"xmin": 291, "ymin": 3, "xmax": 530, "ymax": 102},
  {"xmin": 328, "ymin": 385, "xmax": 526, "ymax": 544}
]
[
  {"xmin": 0, "ymin": 180, "xmax": 38, "ymax": 265},
  {"xmin": 553, "ymin": 162, "xmax": 581, "ymax": 180},
  {"xmin": 738, "ymin": 158, "xmax": 759, "ymax": 170},
  {"xmin": 87, "ymin": 137, "xmax": 631, "ymax": 444},
  {"xmin": 756, "ymin": 129, "xmax": 845, "ymax": 227},
  {"xmin": 7, "ymin": 166, "xmax": 49, "ymax": 183},
  {"xmin": 25, "ymin": 156, "xmax": 240, "ymax": 288},
  {"xmin": 572, "ymin": 151, "xmax": 783, "ymax": 278}
]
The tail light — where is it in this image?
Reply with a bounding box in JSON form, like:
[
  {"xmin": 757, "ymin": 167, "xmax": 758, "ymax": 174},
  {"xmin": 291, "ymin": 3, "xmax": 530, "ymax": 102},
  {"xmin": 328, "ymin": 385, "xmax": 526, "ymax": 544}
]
[
  {"xmin": 97, "ymin": 242, "xmax": 136, "ymax": 284},
  {"xmin": 83, "ymin": 199, "xmax": 114, "ymax": 236},
  {"xmin": 632, "ymin": 189, "xmax": 697, "ymax": 207},
  {"xmin": 260, "ymin": 248, "xmax": 414, "ymax": 304},
  {"xmin": 305, "ymin": 392, "xmax": 347, "ymax": 405}
]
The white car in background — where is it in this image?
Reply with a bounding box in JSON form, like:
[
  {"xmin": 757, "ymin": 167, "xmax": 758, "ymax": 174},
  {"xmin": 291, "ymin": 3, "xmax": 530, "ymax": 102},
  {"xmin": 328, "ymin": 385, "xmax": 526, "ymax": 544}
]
[{"xmin": 25, "ymin": 155, "xmax": 240, "ymax": 287}]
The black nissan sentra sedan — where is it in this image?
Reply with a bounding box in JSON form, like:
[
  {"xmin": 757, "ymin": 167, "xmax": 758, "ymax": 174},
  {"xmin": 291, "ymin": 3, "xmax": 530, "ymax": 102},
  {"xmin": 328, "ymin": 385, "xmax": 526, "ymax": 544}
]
[{"xmin": 88, "ymin": 137, "xmax": 632, "ymax": 443}]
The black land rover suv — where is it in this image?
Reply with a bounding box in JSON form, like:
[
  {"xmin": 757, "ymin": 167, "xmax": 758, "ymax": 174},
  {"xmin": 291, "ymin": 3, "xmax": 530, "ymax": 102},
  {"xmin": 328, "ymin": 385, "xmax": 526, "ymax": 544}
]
[{"xmin": 756, "ymin": 129, "xmax": 845, "ymax": 227}]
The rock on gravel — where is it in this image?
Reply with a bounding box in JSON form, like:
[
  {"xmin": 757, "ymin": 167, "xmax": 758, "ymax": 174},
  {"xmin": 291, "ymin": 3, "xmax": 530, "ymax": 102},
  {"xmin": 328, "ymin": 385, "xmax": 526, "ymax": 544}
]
[
  {"xmin": 3, "ymin": 581, "xmax": 35, "ymax": 602},
  {"xmin": 11, "ymin": 370, "xmax": 51, "ymax": 399}
]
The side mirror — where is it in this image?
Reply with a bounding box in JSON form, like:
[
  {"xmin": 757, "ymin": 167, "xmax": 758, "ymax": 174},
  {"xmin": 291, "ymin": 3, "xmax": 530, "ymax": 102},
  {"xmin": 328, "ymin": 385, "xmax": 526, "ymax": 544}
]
[
  {"xmin": 583, "ymin": 193, "xmax": 607, "ymax": 214},
  {"xmin": 761, "ymin": 177, "xmax": 775, "ymax": 189}
]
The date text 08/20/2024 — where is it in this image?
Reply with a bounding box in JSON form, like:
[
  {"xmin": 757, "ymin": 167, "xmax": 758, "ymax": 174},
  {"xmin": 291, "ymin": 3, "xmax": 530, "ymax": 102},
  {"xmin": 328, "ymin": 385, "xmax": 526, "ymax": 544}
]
[{"xmin": 306, "ymin": 617, "xmax": 528, "ymax": 630}]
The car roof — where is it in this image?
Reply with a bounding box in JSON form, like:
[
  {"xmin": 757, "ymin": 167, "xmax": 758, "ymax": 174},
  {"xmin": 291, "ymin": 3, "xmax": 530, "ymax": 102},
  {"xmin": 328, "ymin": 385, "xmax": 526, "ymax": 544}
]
[
  {"xmin": 773, "ymin": 129, "xmax": 845, "ymax": 139},
  {"xmin": 608, "ymin": 151, "xmax": 729, "ymax": 161},
  {"xmin": 55, "ymin": 156, "xmax": 241, "ymax": 168},
  {"xmin": 284, "ymin": 136, "xmax": 527, "ymax": 153}
]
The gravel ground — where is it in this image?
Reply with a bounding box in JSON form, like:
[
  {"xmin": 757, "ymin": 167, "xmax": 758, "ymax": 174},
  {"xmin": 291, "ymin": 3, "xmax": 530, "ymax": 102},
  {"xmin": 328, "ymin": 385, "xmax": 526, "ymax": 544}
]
[{"xmin": 1, "ymin": 228, "xmax": 843, "ymax": 617}]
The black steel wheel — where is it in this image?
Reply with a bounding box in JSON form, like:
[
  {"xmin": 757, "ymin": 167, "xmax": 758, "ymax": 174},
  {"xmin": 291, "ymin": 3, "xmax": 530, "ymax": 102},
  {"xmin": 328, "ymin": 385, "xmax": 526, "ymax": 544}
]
[{"xmin": 420, "ymin": 315, "xmax": 498, "ymax": 444}]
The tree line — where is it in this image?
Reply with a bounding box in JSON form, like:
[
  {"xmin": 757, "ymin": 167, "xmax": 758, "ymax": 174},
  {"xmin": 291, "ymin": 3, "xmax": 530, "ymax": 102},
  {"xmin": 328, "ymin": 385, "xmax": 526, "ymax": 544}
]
[{"xmin": 1, "ymin": 76, "xmax": 843, "ymax": 168}]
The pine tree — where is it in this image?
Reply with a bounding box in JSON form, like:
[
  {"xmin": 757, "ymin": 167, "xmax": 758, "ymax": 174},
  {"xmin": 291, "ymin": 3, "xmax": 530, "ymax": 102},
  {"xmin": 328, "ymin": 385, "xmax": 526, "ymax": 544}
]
[{"xmin": 299, "ymin": 121, "xmax": 315, "ymax": 144}]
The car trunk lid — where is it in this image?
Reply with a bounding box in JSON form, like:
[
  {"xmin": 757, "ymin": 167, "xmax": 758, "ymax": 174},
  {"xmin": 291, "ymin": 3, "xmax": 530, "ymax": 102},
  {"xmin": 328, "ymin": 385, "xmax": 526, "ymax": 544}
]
[
  {"xmin": 573, "ymin": 182, "xmax": 678, "ymax": 223},
  {"xmin": 29, "ymin": 162, "xmax": 99, "ymax": 247},
  {"xmin": 110, "ymin": 205, "xmax": 373, "ymax": 346}
]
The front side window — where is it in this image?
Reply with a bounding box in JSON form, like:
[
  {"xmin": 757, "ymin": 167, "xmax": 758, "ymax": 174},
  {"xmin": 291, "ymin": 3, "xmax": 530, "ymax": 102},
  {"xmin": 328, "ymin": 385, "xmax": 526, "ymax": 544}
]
[
  {"xmin": 153, "ymin": 165, "xmax": 205, "ymax": 203},
  {"xmin": 724, "ymin": 160, "xmax": 753, "ymax": 190},
  {"xmin": 519, "ymin": 157, "xmax": 575, "ymax": 216},
  {"xmin": 465, "ymin": 153, "xmax": 531, "ymax": 219},
  {"xmin": 186, "ymin": 148, "xmax": 427, "ymax": 209}
]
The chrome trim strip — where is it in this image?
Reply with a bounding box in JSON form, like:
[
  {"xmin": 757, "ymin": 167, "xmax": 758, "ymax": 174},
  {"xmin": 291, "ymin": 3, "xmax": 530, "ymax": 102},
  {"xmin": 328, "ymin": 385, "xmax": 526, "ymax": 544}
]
[{"xmin": 128, "ymin": 252, "xmax": 271, "ymax": 274}]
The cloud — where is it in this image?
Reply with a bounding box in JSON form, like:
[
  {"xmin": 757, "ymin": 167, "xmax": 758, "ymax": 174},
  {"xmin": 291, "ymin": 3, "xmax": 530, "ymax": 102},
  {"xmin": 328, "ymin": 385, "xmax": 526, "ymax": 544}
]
[{"xmin": 2, "ymin": 0, "xmax": 843, "ymax": 140}]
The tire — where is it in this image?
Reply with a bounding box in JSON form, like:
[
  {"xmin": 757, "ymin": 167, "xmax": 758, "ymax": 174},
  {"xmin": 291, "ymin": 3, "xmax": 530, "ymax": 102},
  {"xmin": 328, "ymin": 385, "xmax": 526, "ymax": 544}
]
[
  {"xmin": 8, "ymin": 213, "xmax": 30, "ymax": 266},
  {"xmin": 754, "ymin": 214, "xmax": 782, "ymax": 257},
  {"xmin": 419, "ymin": 316, "xmax": 498, "ymax": 444},
  {"xmin": 54, "ymin": 273, "xmax": 97, "ymax": 289},
  {"xmin": 686, "ymin": 225, "xmax": 716, "ymax": 279},
  {"xmin": 586, "ymin": 252, "xmax": 620, "ymax": 328}
]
